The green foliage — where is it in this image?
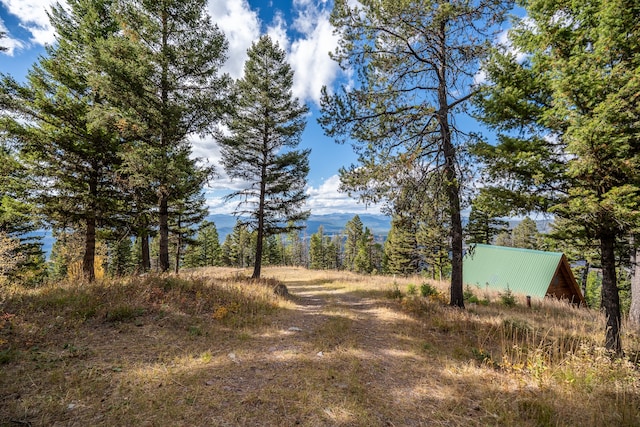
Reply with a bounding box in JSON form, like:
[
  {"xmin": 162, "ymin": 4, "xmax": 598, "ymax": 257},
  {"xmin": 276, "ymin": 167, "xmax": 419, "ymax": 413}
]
[
  {"xmin": 107, "ymin": 238, "xmax": 135, "ymax": 277},
  {"xmin": 499, "ymin": 286, "xmax": 517, "ymax": 308},
  {"xmin": 96, "ymin": 0, "xmax": 228, "ymax": 272},
  {"xmin": 105, "ymin": 306, "xmax": 145, "ymax": 323},
  {"xmin": 464, "ymin": 285, "xmax": 480, "ymax": 304},
  {"xmin": 387, "ymin": 282, "xmax": 403, "ymax": 300},
  {"xmin": 309, "ymin": 227, "xmax": 328, "ymax": 270},
  {"xmin": 344, "ymin": 215, "xmax": 363, "ymax": 271},
  {"xmin": 220, "ymin": 221, "xmax": 254, "ymax": 268},
  {"xmin": 406, "ymin": 284, "xmax": 417, "ymax": 296},
  {"xmin": 384, "ymin": 216, "xmax": 417, "ymax": 275},
  {"xmin": 465, "ymin": 201, "xmax": 508, "ymax": 245},
  {"xmin": 511, "ymin": 217, "xmax": 540, "ymax": 250},
  {"xmin": 420, "ymin": 282, "xmax": 439, "ymax": 298},
  {"xmin": 183, "ymin": 221, "xmax": 222, "ymax": 268}
]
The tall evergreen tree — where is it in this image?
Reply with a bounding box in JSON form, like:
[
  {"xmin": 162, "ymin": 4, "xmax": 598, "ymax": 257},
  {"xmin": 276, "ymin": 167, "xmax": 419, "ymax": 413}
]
[
  {"xmin": 219, "ymin": 35, "xmax": 310, "ymax": 279},
  {"xmin": 183, "ymin": 220, "xmax": 221, "ymax": 268},
  {"xmin": 465, "ymin": 200, "xmax": 508, "ymax": 245},
  {"xmin": 384, "ymin": 216, "xmax": 418, "ymax": 275},
  {"xmin": 0, "ymin": 0, "xmax": 123, "ymax": 281},
  {"xmin": 309, "ymin": 226, "xmax": 329, "ymax": 270},
  {"xmin": 344, "ymin": 215, "xmax": 364, "ymax": 271},
  {"xmin": 96, "ymin": 0, "xmax": 229, "ymax": 272},
  {"xmin": 511, "ymin": 217, "xmax": 539, "ymax": 250},
  {"xmin": 474, "ymin": 0, "xmax": 640, "ymax": 353},
  {"xmin": 169, "ymin": 187, "xmax": 208, "ymax": 273},
  {"xmin": 320, "ymin": 0, "xmax": 511, "ymax": 307},
  {"xmin": 223, "ymin": 220, "xmax": 253, "ymax": 268},
  {"xmin": 0, "ymin": 141, "xmax": 46, "ymax": 285}
]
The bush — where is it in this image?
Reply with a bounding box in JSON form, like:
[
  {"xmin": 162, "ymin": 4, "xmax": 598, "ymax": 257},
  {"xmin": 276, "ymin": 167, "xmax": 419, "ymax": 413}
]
[
  {"xmin": 387, "ymin": 283, "xmax": 403, "ymax": 299},
  {"xmin": 420, "ymin": 282, "xmax": 439, "ymax": 298},
  {"xmin": 464, "ymin": 285, "xmax": 480, "ymax": 304},
  {"xmin": 500, "ymin": 286, "xmax": 517, "ymax": 307}
]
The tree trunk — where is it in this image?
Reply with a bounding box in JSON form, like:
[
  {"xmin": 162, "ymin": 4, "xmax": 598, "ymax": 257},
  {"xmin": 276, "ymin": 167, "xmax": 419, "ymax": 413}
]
[
  {"xmin": 159, "ymin": 191, "xmax": 170, "ymax": 272},
  {"xmin": 581, "ymin": 261, "xmax": 590, "ymax": 307},
  {"xmin": 253, "ymin": 146, "xmax": 269, "ymax": 279},
  {"xmin": 599, "ymin": 227, "xmax": 622, "ymax": 355},
  {"xmin": 83, "ymin": 215, "xmax": 96, "ymax": 282},
  {"xmin": 629, "ymin": 236, "xmax": 640, "ymax": 327},
  {"xmin": 437, "ymin": 19, "xmax": 464, "ymax": 309},
  {"xmin": 83, "ymin": 173, "xmax": 98, "ymax": 282},
  {"xmin": 141, "ymin": 231, "xmax": 150, "ymax": 273}
]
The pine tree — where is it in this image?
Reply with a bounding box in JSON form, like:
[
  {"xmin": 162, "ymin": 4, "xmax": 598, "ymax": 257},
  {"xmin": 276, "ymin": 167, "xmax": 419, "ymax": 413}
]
[
  {"xmin": 344, "ymin": 215, "xmax": 364, "ymax": 271},
  {"xmin": 309, "ymin": 227, "xmax": 327, "ymax": 270},
  {"xmin": 384, "ymin": 216, "xmax": 417, "ymax": 275},
  {"xmin": 465, "ymin": 201, "xmax": 508, "ymax": 245},
  {"xmin": 107, "ymin": 238, "xmax": 134, "ymax": 277},
  {"xmin": 219, "ymin": 35, "xmax": 310, "ymax": 279},
  {"xmin": 97, "ymin": 0, "xmax": 229, "ymax": 272},
  {"xmin": 169, "ymin": 189, "xmax": 208, "ymax": 273},
  {"xmin": 511, "ymin": 217, "xmax": 539, "ymax": 250},
  {"xmin": 184, "ymin": 220, "xmax": 221, "ymax": 268},
  {"xmin": 224, "ymin": 221, "xmax": 253, "ymax": 269},
  {"xmin": 0, "ymin": 141, "xmax": 46, "ymax": 285},
  {"xmin": 320, "ymin": 0, "xmax": 511, "ymax": 307}
]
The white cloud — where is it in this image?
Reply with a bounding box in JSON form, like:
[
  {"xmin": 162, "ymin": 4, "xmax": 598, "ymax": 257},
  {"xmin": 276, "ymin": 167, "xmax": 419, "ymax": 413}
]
[
  {"xmin": 0, "ymin": 16, "xmax": 24, "ymax": 55},
  {"xmin": 207, "ymin": 0, "xmax": 261, "ymax": 79},
  {"xmin": 288, "ymin": 1, "xmax": 340, "ymax": 105},
  {"xmin": 0, "ymin": 0, "xmax": 57, "ymax": 46},
  {"xmin": 305, "ymin": 175, "xmax": 380, "ymax": 215},
  {"xmin": 266, "ymin": 11, "xmax": 288, "ymax": 51}
]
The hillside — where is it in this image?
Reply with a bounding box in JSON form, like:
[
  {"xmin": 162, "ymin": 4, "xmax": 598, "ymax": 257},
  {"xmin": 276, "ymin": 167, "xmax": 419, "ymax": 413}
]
[{"xmin": 1, "ymin": 267, "xmax": 639, "ymax": 426}]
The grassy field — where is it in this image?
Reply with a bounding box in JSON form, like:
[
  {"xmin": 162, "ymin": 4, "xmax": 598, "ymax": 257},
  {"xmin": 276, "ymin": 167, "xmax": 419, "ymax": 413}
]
[{"xmin": 1, "ymin": 266, "xmax": 639, "ymax": 426}]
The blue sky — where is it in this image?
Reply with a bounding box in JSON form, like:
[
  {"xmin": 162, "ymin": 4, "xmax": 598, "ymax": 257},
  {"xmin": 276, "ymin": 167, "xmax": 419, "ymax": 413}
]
[{"xmin": 0, "ymin": 0, "xmax": 370, "ymax": 215}]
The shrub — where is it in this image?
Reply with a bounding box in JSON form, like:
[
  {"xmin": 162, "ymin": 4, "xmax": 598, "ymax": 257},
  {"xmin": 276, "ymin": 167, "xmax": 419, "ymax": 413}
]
[
  {"xmin": 407, "ymin": 284, "xmax": 417, "ymax": 296},
  {"xmin": 464, "ymin": 285, "xmax": 480, "ymax": 304},
  {"xmin": 500, "ymin": 286, "xmax": 517, "ymax": 307},
  {"xmin": 420, "ymin": 282, "xmax": 439, "ymax": 298},
  {"xmin": 387, "ymin": 283, "xmax": 403, "ymax": 299}
]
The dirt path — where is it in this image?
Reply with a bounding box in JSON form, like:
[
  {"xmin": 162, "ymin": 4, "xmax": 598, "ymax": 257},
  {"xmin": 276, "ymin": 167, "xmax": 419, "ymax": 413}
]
[{"xmin": 208, "ymin": 275, "xmax": 445, "ymax": 426}]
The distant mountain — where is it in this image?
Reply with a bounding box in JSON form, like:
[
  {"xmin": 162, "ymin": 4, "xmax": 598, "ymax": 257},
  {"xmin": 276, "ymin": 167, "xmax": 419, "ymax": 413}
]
[{"xmin": 207, "ymin": 213, "xmax": 391, "ymax": 241}]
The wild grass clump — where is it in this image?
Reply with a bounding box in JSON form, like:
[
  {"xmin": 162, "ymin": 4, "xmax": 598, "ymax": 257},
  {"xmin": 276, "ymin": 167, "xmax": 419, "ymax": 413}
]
[{"xmin": 386, "ymin": 282, "xmax": 404, "ymax": 299}]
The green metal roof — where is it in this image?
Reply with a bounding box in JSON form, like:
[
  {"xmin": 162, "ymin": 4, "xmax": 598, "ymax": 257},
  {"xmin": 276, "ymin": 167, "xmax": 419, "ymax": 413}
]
[{"xmin": 463, "ymin": 244, "xmax": 564, "ymax": 298}]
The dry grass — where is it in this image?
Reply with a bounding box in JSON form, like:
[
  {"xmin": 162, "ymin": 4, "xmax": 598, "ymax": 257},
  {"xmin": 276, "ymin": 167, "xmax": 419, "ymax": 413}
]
[{"xmin": 1, "ymin": 266, "xmax": 639, "ymax": 426}]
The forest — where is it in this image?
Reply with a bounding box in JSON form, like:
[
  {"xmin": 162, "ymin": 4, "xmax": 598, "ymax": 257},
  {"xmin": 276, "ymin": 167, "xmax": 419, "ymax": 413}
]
[{"xmin": 1, "ymin": 0, "xmax": 640, "ymax": 359}]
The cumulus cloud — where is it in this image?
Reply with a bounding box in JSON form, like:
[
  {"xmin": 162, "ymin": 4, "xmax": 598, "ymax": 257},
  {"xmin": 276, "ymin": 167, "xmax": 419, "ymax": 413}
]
[
  {"xmin": 0, "ymin": 17, "xmax": 24, "ymax": 55},
  {"xmin": 288, "ymin": 0, "xmax": 340, "ymax": 105},
  {"xmin": 207, "ymin": 0, "xmax": 261, "ymax": 79},
  {"xmin": 305, "ymin": 175, "xmax": 379, "ymax": 215},
  {"xmin": 266, "ymin": 11, "xmax": 288, "ymax": 51},
  {"xmin": 0, "ymin": 0, "xmax": 57, "ymax": 46}
]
